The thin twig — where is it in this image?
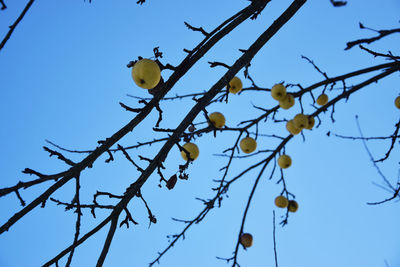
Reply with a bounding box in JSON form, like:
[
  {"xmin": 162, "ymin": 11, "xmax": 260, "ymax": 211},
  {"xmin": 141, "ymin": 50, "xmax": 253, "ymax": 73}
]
[
  {"xmin": 0, "ymin": 0, "xmax": 35, "ymax": 52},
  {"xmin": 273, "ymin": 210, "xmax": 278, "ymax": 267}
]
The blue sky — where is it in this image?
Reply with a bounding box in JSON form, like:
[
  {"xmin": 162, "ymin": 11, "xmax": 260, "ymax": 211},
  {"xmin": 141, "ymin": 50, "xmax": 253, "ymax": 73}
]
[{"xmin": 0, "ymin": 0, "xmax": 399, "ymax": 266}]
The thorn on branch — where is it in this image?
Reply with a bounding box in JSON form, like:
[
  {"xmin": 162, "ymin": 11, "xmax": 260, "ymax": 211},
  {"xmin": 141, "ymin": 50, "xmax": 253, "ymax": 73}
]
[
  {"xmin": 0, "ymin": 0, "xmax": 6, "ymax": 10},
  {"xmin": 15, "ymin": 190, "xmax": 25, "ymax": 206}
]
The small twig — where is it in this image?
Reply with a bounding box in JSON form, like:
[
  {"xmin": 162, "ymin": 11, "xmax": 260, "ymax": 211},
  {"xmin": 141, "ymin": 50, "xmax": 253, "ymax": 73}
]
[
  {"xmin": 120, "ymin": 207, "xmax": 138, "ymax": 228},
  {"xmin": 93, "ymin": 191, "xmax": 123, "ymax": 206},
  {"xmin": 117, "ymin": 145, "xmax": 144, "ymax": 172},
  {"xmin": 155, "ymin": 104, "xmax": 163, "ymax": 128},
  {"xmin": 359, "ymin": 45, "xmax": 400, "ymax": 60},
  {"xmin": 137, "ymin": 190, "xmax": 157, "ymax": 226},
  {"xmin": 334, "ymin": 134, "xmax": 400, "ymax": 141},
  {"xmin": 355, "ymin": 116, "xmax": 395, "ymax": 192},
  {"xmin": 104, "ymin": 150, "xmax": 114, "ymax": 163},
  {"xmin": 345, "ymin": 25, "xmax": 400, "ymax": 50},
  {"xmin": 375, "ymin": 121, "xmax": 400, "ymax": 163},
  {"xmin": 184, "ymin": 22, "xmax": 209, "ymax": 36},
  {"xmin": 65, "ymin": 176, "xmax": 82, "ymax": 267},
  {"xmin": 15, "ymin": 190, "xmax": 25, "ymax": 206},
  {"xmin": 208, "ymin": 61, "xmax": 231, "ymax": 69},
  {"xmin": 367, "ymin": 185, "xmax": 400, "ymax": 205},
  {"xmin": 119, "ymin": 102, "xmax": 143, "ymax": 113},
  {"xmin": 43, "ymin": 146, "xmax": 75, "ymax": 166},
  {"xmin": 301, "ymin": 55, "xmax": 329, "ymax": 79},
  {"xmin": 50, "ymin": 198, "xmax": 114, "ymax": 211}
]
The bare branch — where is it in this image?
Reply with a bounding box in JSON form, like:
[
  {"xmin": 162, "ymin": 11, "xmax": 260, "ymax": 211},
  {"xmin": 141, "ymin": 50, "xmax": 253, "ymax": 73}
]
[{"xmin": 346, "ymin": 26, "xmax": 400, "ymax": 50}]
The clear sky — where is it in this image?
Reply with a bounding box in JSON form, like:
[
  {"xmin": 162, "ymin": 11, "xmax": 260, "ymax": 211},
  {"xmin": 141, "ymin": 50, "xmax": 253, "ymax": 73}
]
[{"xmin": 0, "ymin": 0, "xmax": 399, "ymax": 267}]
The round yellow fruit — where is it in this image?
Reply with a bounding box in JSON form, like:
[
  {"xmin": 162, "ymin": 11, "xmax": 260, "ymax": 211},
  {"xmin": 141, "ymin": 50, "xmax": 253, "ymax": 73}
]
[
  {"xmin": 395, "ymin": 96, "xmax": 400, "ymax": 109},
  {"xmin": 316, "ymin": 94, "xmax": 329, "ymax": 106},
  {"xmin": 240, "ymin": 137, "xmax": 257, "ymax": 154},
  {"xmin": 293, "ymin": 113, "xmax": 309, "ymax": 129},
  {"xmin": 131, "ymin": 59, "xmax": 161, "ymax": 89},
  {"xmin": 208, "ymin": 112, "xmax": 226, "ymax": 128},
  {"xmin": 278, "ymin": 154, "xmax": 291, "ymax": 169},
  {"xmin": 271, "ymin": 84, "xmax": 287, "ymax": 101},
  {"xmin": 304, "ymin": 116, "xmax": 315, "ymax": 130},
  {"xmin": 286, "ymin": 120, "xmax": 301, "ymax": 135},
  {"xmin": 180, "ymin": 142, "xmax": 199, "ymax": 161},
  {"xmin": 227, "ymin": 76, "xmax": 243, "ymax": 94},
  {"xmin": 279, "ymin": 94, "xmax": 295, "ymax": 110},
  {"xmin": 275, "ymin": 196, "xmax": 289, "ymax": 208},
  {"xmin": 288, "ymin": 200, "xmax": 298, "ymax": 213},
  {"xmin": 240, "ymin": 233, "xmax": 253, "ymax": 248}
]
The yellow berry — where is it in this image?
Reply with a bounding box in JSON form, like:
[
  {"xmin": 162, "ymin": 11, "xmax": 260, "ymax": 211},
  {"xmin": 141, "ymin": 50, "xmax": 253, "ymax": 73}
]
[
  {"xmin": 395, "ymin": 96, "xmax": 400, "ymax": 109},
  {"xmin": 316, "ymin": 94, "xmax": 329, "ymax": 106},
  {"xmin": 271, "ymin": 84, "xmax": 287, "ymax": 101},
  {"xmin": 227, "ymin": 76, "xmax": 243, "ymax": 94},
  {"xmin": 293, "ymin": 113, "xmax": 309, "ymax": 129},
  {"xmin": 278, "ymin": 154, "xmax": 291, "ymax": 169},
  {"xmin": 304, "ymin": 116, "xmax": 315, "ymax": 130},
  {"xmin": 275, "ymin": 196, "xmax": 289, "ymax": 208},
  {"xmin": 180, "ymin": 143, "xmax": 199, "ymax": 161},
  {"xmin": 240, "ymin": 233, "xmax": 253, "ymax": 248},
  {"xmin": 286, "ymin": 120, "xmax": 301, "ymax": 135},
  {"xmin": 239, "ymin": 137, "xmax": 257, "ymax": 154},
  {"xmin": 288, "ymin": 200, "xmax": 298, "ymax": 213},
  {"xmin": 279, "ymin": 94, "xmax": 295, "ymax": 110},
  {"xmin": 131, "ymin": 59, "xmax": 161, "ymax": 89},
  {"xmin": 208, "ymin": 112, "xmax": 226, "ymax": 128}
]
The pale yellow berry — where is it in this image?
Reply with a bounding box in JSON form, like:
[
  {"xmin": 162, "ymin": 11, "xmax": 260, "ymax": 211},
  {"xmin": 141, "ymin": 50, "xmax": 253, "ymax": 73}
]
[
  {"xmin": 180, "ymin": 143, "xmax": 199, "ymax": 161},
  {"xmin": 271, "ymin": 84, "xmax": 287, "ymax": 101},
  {"xmin": 278, "ymin": 154, "xmax": 292, "ymax": 169}
]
